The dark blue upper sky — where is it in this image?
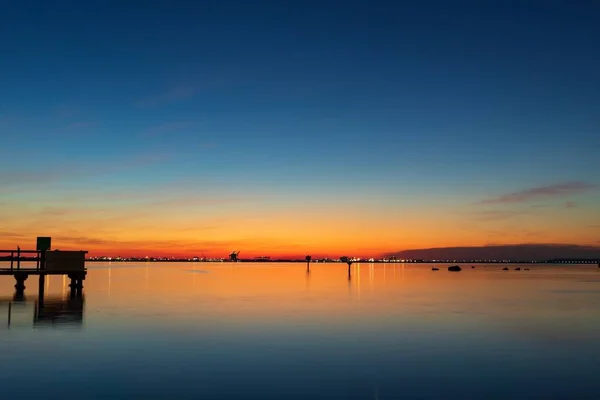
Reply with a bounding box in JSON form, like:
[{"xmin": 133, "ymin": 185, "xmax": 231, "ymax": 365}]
[{"xmin": 1, "ymin": 0, "xmax": 599, "ymax": 195}]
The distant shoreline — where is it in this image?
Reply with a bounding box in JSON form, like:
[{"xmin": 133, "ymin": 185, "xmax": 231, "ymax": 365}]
[
  {"xmin": 83, "ymin": 259, "xmax": 598, "ymax": 264},
  {"xmin": 2, "ymin": 257, "xmax": 597, "ymax": 265}
]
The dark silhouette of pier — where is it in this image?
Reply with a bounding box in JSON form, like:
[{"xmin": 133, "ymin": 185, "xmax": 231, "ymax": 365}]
[{"xmin": 1, "ymin": 237, "xmax": 88, "ymax": 300}]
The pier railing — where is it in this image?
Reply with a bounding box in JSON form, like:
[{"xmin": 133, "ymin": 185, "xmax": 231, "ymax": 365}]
[{"xmin": 0, "ymin": 249, "xmax": 42, "ymax": 271}]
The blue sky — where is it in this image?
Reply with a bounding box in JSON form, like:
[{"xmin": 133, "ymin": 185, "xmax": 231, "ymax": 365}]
[{"xmin": 1, "ymin": 1, "xmax": 599, "ymax": 256}]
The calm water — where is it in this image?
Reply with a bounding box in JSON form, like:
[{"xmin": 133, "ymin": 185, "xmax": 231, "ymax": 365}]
[{"xmin": 1, "ymin": 262, "xmax": 599, "ymax": 399}]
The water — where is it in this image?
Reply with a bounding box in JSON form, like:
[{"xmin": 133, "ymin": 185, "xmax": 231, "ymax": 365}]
[{"xmin": 1, "ymin": 262, "xmax": 599, "ymax": 399}]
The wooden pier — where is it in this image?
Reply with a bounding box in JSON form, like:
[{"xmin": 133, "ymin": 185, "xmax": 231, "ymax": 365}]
[{"xmin": 1, "ymin": 239, "xmax": 87, "ymax": 299}]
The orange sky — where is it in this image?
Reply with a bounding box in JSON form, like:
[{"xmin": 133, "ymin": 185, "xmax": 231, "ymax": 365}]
[{"xmin": 1, "ymin": 181, "xmax": 599, "ymax": 258}]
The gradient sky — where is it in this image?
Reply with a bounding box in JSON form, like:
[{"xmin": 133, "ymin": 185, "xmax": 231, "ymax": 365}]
[{"xmin": 1, "ymin": 0, "xmax": 599, "ymax": 258}]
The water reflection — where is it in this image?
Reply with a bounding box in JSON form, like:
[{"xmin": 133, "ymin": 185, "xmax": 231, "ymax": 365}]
[
  {"xmin": 2, "ymin": 279, "xmax": 85, "ymax": 329},
  {"xmin": 0, "ymin": 262, "xmax": 599, "ymax": 399}
]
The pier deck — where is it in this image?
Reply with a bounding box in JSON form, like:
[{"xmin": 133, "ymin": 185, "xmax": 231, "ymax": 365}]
[
  {"xmin": 1, "ymin": 247, "xmax": 88, "ymax": 297},
  {"xmin": 0, "ymin": 268, "xmax": 87, "ymax": 275}
]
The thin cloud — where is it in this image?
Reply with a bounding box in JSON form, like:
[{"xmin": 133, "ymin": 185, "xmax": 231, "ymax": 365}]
[
  {"xmin": 477, "ymin": 182, "xmax": 597, "ymax": 205},
  {"xmin": 529, "ymin": 204, "xmax": 551, "ymax": 209},
  {"xmin": 50, "ymin": 235, "xmax": 273, "ymax": 254},
  {"xmin": 63, "ymin": 121, "xmax": 96, "ymax": 130},
  {"xmin": 54, "ymin": 236, "xmax": 110, "ymax": 246},
  {"xmin": 141, "ymin": 121, "xmax": 190, "ymax": 138},
  {"xmin": 148, "ymin": 196, "xmax": 252, "ymax": 208},
  {"xmin": 0, "ymin": 150, "xmax": 173, "ymax": 189},
  {"xmin": 53, "ymin": 104, "xmax": 80, "ymax": 119},
  {"xmin": 136, "ymin": 85, "xmax": 198, "ymax": 108},
  {"xmin": 470, "ymin": 209, "xmax": 531, "ymax": 221},
  {"xmin": 0, "ymin": 231, "xmax": 27, "ymax": 239},
  {"xmin": 38, "ymin": 207, "xmax": 70, "ymax": 217},
  {"xmin": 563, "ymin": 201, "xmax": 577, "ymax": 209}
]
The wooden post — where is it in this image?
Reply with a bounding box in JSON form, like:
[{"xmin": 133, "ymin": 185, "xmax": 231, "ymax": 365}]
[
  {"xmin": 68, "ymin": 273, "xmax": 85, "ymax": 298},
  {"xmin": 14, "ymin": 272, "xmax": 28, "ymax": 294},
  {"xmin": 38, "ymin": 274, "xmax": 46, "ymax": 308},
  {"xmin": 340, "ymin": 256, "xmax": 352, "ymax": 278},
  {"xmin": 40, "ymin": 250, "xmax": 46, "ymax": 271}
]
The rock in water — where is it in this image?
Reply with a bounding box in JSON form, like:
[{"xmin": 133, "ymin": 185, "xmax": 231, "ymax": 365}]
[{"xmin": 448, "ymin": 265, "xmax": 462, "ymax": 272}]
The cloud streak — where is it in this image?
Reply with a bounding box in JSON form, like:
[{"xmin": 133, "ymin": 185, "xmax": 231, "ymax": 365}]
[
  {"xmin": 136, "ymin": 85, "xmax": 198, "ymax": 108},
  {"xmin": 141, "ymin": 121, "xmax": 190, "ymax": 138},
  {"xmin": 0, "ymin": 150, "xmax": 174, "ymax": 190},
  {"xmin": 469, "ymin": 209, "xmax": 532, "ymax": 221},
  {"xmin": 477, "ymin": 182, "xmax": 597, "ymax": 205}
]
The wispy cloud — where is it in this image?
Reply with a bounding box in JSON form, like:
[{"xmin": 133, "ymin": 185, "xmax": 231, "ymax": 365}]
[
  {"xmin": 50, "ymin": 235, "xmax": 273, "ymax": 256},
  {"xmin": 135, "ymin": 85, "xmax": 198, "ymax": 108},
  {"xmin": 63, "ymin": 121, "xmax": 96, "ymax": 130},
  {"xmin": 529, "ymin": 204, "xmax": 551, "ymax": 209},
  {"xmin": 482, "ymin": 227, "xmax": 544, "ymax": 239},
  {"xmin": 37, "ymin": 207, "xmax": 71, "ymax": 217},
  {"xmin": 53, "ymin": 104, "xmax": 80, "ymax": 119},
  {"xmin": 0, "ymin": 150, "xmax": 174, "ymax": 192},
  {"xmin": 0, "ymin": 231, "xmax": 27, "ymax": 239},
  {"xmin": 141, "ymin": 121, "xmax": 190, "ymax": 138},
  {"xmin": 470, "ymin": 209, "xmax": 531, "ymax": 221},
  {"xmin": 477, "ymin": 182, "xmax": 597, "ymax": 205}
]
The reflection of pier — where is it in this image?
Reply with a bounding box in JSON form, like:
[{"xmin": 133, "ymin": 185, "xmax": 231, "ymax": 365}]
[
  {"xmin": 34, "ymin": 296, "xmax": 84, "ymax": 327},
  {"xmin": 4, "ymin": 291, "xmax": 85, "ymax": 329}
]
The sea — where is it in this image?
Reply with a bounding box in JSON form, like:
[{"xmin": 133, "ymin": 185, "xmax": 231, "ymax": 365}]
[{"xmin": 1, "ymin": 262, "xmax": 599, "ymax": 399}]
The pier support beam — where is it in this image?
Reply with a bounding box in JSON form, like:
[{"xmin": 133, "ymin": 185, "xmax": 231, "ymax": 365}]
[
  {"xmin": 13, "ymin": 272, "xmax": 29, "ymax": 301},
  {"xmin": 14, "ymin": 272, "xmax": 29, "ymax": 292},
  {"xmin": 38, "ymin": 274, "xmax": 46, "ymax": 308},
  {"xmin": 68, "ymin": 273, "xmax": 85, "ymax": 298}
]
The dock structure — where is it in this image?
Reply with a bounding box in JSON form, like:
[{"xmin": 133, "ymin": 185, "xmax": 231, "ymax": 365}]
[{"xmin": 1, "ymin": 237, "xmax": 87, "ymax": 299}]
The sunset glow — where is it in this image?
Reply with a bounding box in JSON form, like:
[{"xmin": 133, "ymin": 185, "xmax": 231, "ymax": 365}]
[{"xmin": 1, "ymin": 1, "xmax": 599, "ymax": 259}]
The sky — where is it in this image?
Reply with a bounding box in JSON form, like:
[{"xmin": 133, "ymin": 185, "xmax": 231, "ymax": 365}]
[{"xmin": 1, "ymin": 0, "xmax": 599, "ymax": 258}]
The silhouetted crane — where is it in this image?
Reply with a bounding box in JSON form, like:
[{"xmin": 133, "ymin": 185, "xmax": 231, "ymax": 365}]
[{"xmin": 229, "ymin": 251, "xmax": 240, "ymax": 262}]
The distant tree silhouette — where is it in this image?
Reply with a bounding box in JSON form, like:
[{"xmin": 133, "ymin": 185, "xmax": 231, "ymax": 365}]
[
  {"xmin": 305, "ymin": 255, "xmax": 311, "ymax": 272},
  {"xmin": 229, "ymin": 251, "xmax": 240, "ymax": 262},
  {"xmin": 340, "ymin": 256, "xmax": 352, "ymax": 266}
]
